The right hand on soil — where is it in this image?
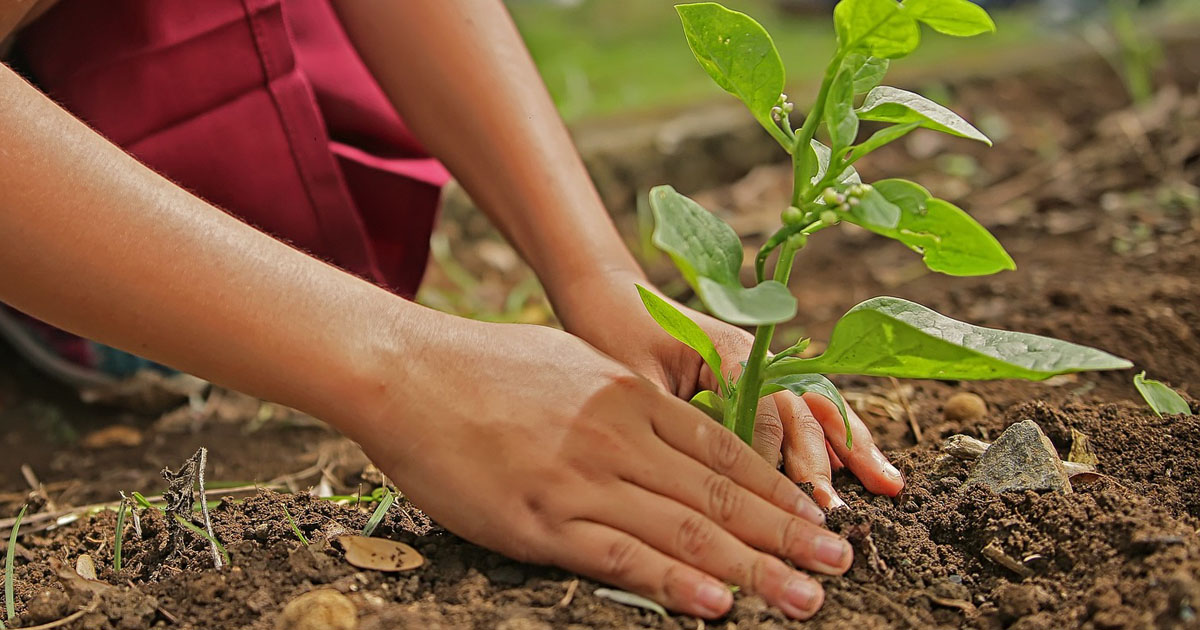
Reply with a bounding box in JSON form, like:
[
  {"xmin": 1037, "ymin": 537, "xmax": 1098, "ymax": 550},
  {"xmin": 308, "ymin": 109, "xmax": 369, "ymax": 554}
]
[{"xmin": 351, "ymin": 320, "xmax": 854, "ymax": 620}]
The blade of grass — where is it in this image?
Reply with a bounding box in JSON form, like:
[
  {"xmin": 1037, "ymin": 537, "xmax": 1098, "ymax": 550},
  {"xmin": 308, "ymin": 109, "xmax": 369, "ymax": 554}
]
[
  {"xmin": 114, "ymin": 500, "xmax": 128, "ymax": 574},
  {"xmin": 173, "ymin": 514, "xmax": 231, "ymax": 567},
  {"xmin": 131, "ymin": 492, "xmax": 155, "ymax": 510},
  {"xmin": 281, "ymin": 505, "xmax": 309, "ymax": 546},
  {"xmin": 5, "ymin": 505, "xmax": 27, "ymax": 623},
  {"xmin": 361, "ymin": 488, "xmax": 395, "ymax": 537}
]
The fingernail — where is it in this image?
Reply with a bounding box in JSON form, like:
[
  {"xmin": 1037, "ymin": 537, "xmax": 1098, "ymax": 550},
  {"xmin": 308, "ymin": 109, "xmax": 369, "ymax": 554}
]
[
  {"xmin": 874, "ymin": 448, "xmax": 902, "ymax": 481},
  {"xmin": 795, "ymin": 496, "xmax": 825, "ymax": 525},
  {"xmin": 814, "ymin": 480, "xmax": 847, "ymax": 510},
  {"xmin": 783, "ymin": 576, "xmax": 822, "ymax": 616},
  {"xmin": 814, "ymin": 535, "xmax": 851, "ymax": 568},
  {"xmin": 695, "ymin": 581, "xmax": 732, "ymax": 616}
]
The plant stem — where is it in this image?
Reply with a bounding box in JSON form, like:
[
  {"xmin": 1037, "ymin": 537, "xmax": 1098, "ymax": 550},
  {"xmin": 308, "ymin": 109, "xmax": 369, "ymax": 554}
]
[
  {"xmin": 791, "ymin": 51, "xmax": 847, "ymax": 206},
  {"xmin": 732, "ymin": 237, "xmax": 804, "ymax": 443}
]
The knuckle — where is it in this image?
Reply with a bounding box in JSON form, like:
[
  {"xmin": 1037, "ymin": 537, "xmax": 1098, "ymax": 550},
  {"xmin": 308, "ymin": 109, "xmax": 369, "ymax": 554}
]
[
  {"xmin": 753, "ymin": 415, "xmax": 784, "ymax": 447},
  {"xmin": 675, "ymin": 514, "xmax": 715, "ymax": 559},
  {"xmin": 778, "ymin": 516, "xmax": 810, "ymax": 558},
  {"xmin": 793, "ymin": 416, "xmax": 827, "ymax": 446},
  {"xmin": 704, "ymin": 474, "xmax": 745, "ymax": 523},
  {"xmin": 602, "ymin": 537, "xmax": 641, "ymax": 581},
  {"xmin": 749, "ymin": 555, "xmax": 791, "ymax": 595},
  {"xmin": 707, "ymin": 426, "xmax": 746, "ymax": 473}
]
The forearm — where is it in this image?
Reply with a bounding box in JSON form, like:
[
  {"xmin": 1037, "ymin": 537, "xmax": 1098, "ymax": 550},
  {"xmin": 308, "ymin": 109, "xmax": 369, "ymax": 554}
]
[
  {"xmin": 334, "ymin": 0, "xmax": 645, "ymax": 312},
  {"xmin": 0, "ymin": 64, "xmax": 427, "ymax": 437}
]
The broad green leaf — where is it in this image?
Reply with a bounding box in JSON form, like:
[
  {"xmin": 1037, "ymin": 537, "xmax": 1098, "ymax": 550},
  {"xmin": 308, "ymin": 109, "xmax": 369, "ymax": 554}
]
[
  {"xmin": 903, "ymin": 0, "xmax": 996, "ymax": 36},
  {"xmin": 647, "ymin": 186, "xmax": 797, "ymax": 326},
  {"xmin": 810, "ymin": 140, "xmax": 861, "ymax": 187},
  {"xmin": 846, "ymin": 122, "xmax": 921, "ymax": 163},
  {"xmin": 834, "ymin": 0, "xmax": 921, "ymax": 59},
  {"xmin": 697, "ymin": 277, "xmax": 797, "ymax": 326},
  {"xmin": 677, "ymin": 3, "xmax": 786, "ymax": 128},
  {"xmin": 767, "ymin": 296, "xmax": 1133, "ymax": 381},
  {"xmin": 824, "ymin": 68, "xmax": 858, "ymax": 151},
  {"xmin": 637, "ymin": 285, "xmax": 724, "ymax": 391},
  {"xmin": 1133, "ymin": 371, "xmax": 1193, "ymax": 417},
  {"xmin": 648, "ymin": 185, "xmax": 742, "ymax": 287},
  {"xmin": 847, "ymin": 53, "xmax": 890, "ymax": 93},
  {"xmin": 761, "ymin": 373, "xmax": 852, "ymax": 446},
  {"xmin": 690, "ymin": 390, "xmax": 726, "ymax": 422},
  {"xmin": 847, "ymin": 186, "xmax": 901, "ymax": 229},
  {"xmin": 858, "ymin": 86, "xmax": 991, "ymax": 145},
  {"xmin": 846, "ymin": 179, "xmax": 1015, "ymax": 276}
]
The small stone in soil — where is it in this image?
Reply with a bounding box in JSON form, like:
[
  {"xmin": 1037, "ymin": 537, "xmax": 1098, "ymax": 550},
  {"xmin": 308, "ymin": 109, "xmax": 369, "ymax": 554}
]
[
  {"xmin": 276, "ymin": 589, "xmax": 357, "ymax": 630},
  {"xmin": 486, "ymin": 564, "xmax": 526, "ymax": 586},
  {"xmin": 944, "ymin": 392, "xmax": 988, "ymax": 423},
  {"xmin": 966, "ymin": 420, "xmax": 1072, "ymax": 494}
]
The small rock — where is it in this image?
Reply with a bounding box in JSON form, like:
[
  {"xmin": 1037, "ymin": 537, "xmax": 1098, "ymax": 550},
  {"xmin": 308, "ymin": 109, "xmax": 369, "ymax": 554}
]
[
  {"xmin": 966, "ymin": 420, "xmax": 1072, "ymax": 494},
  {"xmin": 944, "ymin": 392, "xmax": 988, "ymax": 423},
  {"xmin": 486, "ymin": 565, "xmax": 526, "ymax": 586},
  {"xmin": 994, "ymin": 583, "xmax": 1048, "ymax": 621},
  {"xmin": 23, "ymin": 589, "xmax": 70, "ymax": 624},
  {"xmin": 276, "ymin": 589, "xmax": 357, "ymax": 630}
]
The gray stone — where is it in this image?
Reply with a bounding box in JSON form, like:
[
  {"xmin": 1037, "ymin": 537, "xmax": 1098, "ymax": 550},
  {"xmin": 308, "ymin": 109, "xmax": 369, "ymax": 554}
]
[{"xmin": 965, "ymin": 420, "xmax": 1072, "ymax": 494}]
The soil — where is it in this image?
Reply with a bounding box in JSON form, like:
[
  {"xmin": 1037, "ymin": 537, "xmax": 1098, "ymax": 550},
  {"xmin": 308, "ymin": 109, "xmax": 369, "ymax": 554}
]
[{"xmin": 1, "ymin": 39, "xmax": 1199, "ymax": 630}]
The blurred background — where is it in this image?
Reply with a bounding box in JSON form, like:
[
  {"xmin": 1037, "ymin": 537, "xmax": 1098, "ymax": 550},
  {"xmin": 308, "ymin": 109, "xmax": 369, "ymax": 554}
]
[{"xmin": 419, "ymin": 0, "xmax": 1200, "ymax": 324}]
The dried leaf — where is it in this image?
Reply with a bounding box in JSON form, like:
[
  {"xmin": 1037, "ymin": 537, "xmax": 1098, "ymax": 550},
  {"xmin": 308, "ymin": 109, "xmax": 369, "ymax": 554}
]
[
  {"xmin": 74, "ymin": 554, "xmax": 96, "ymax": 580},
  {"xmin": 337, "ymin": 535, "xmax": 424, "ymax": 572},
  {"xmin": 593, "ymin": 588, "xmax": 668, "ymax": 617},
  {"xmin": 80, "ymin": 425, "xmax": 144, "ymax": 449},
  {"xmin": 1067, "ymin": 428, "xmax": 1099, "ymax": 465}
]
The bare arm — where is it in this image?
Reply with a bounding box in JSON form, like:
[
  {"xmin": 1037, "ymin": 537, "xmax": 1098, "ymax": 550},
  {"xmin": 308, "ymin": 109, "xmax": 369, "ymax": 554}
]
[{"xmin": 333, "ymin": 0, "xmax": 644, "ymax": 329}]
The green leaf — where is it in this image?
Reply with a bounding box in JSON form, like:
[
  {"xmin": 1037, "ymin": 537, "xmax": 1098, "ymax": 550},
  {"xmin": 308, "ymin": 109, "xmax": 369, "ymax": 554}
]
[
  {"xmin": 690, "ymin": 390, "xmax": 726, "ymax": 422},
  {"xmin": 697, "ymin": 277, "xmax": 798, "ymax": 326},
  {"xmin": 648, "ymin": 185, "xmax": 742, "ymax": 287},
  {"xmin": 847, "ymin": 179, "xmax": 1015, "ymax": 276},
  {"xmin": 847, "ymin": 53, "xmax": 890, "ymax": 93},
  {"xmin": 847, "ymin": 186, "xmax": 901, "ymax": 229},
  {"xmin": 846, "ymin": 122, "xmax": 921, "ymax": 163},
  {"xmin": 903, "ymin": 0, "xmax": 996, "ymax": 36},
  {"xmin": 761, "ymin": 373, "xmax": 852, "ymax": 446},
  {"xmin": 857, "ymin": 86, "xmax": 991, "ymax": 145},
  {"xmin": 5, "ymin": 505, "xmax": 25, "ymax": 623},
  {"xmin": 767, "ymin": 296, "xmax": 1133, "ymax": 381},
  {"xmin": 676, "ymin": 3, "xmax": 786, "ymax": 127},
  {"xmin": 1133, "ymin": 371, "xmax": 1192, "ymax": 417},
  {"xmin": 834, "ymin": 0, "xmax": 921, "ymax": 59},
  {"xmin": 810, "ymin": 140, "xmax": 861, "ymax": 187},
  {"xmin": 637, "ymin": 285, "xmax": 725, "ymax": 391},
  {"xmin": 824, "ymin": 67, "xmax": 858, "ymax": 151},
  {"xmin": 362, "ymin": 488, "xmax": 395, "ymax": 537},
  {"xmin": 648, "ymin": 186, "xmax": 798, "ymax": 326}
]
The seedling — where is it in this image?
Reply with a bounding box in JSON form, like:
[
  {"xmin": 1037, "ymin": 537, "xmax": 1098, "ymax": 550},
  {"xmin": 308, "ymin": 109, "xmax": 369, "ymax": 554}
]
[
  {"xmin": 282, "ymin": 504, "xmax": 310, "ymax": 546},
  {"xmin": 1133, "ymin": 371, "xmax": 1192, "ymax": 417},
  {"xmin": 641, "ymin": 1, "xmax": 1132, "ymax": 447},
  {"xmin": 114, "ymin": 498, "xmax": 128, "ymax": 574},
  {"xmin": 361, "ymin": 488, "xmax": 396, "ymax": 537},
  {"xmin": 173, "ymin": 515, "xmax": 231, "ymax": 566},
  {"xmin": 3, "ymin": 505, "xmax": 25, "ymax": 626}
]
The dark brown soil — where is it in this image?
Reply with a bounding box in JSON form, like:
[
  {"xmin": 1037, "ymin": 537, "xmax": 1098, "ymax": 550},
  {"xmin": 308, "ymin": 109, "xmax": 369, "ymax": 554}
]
[{"xmin": 2, "ymin": 38, "xmax": 1199, "ymax": 630}]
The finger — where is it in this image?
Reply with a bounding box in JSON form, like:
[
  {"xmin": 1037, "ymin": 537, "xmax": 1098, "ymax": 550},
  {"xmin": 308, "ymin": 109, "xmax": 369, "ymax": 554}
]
[
  {"xmin": 625, "ymin": 447, "xmax": 851, "ymax": 575},
  {"xmin": 549, "ymin": 520, "xmax": 734, "ymax": 618},
  {"xmin": 584, "ymin": 485, "xmax": 833, "ymax": 619},
  {"xmin": 803, "ymin": 392, "xmax": 904, "ymax": 496},
  {"xmin": 776, "ymin": 393, "xmax": 845, "ymax": 509},
  {"xmin": 825, "ymin": 441, "xmax": 845, "ymax": 471},
  {"xmin": 649, "ymin": 397, "xmax": 825, "ymax": 524},
  {"xmin": 751, "ymin": 395, "xmax": 784, "ymax": 469}
]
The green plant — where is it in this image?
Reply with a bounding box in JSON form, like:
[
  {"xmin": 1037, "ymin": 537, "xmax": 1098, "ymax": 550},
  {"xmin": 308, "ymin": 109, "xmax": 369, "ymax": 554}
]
[
  {"xmin": 1134, "ymin": 371, "xmax": 1192, "ymax": 417},
  {"xmin": 3, "ymin": 505, "xmax": 26, "ymax": 626},
  {"xmin": 173, "ymin": 514, "xmax": 231, "ymax": 566},
  {"xmin": 640, "ymin": 1, "xmax": 1132, "ymax": 446},
  {"xmin": 282, "ymin": 504, "xmax": 310, "ymax": 546},
  {"xmin": 114, "ymin": 499, "xmax": 128, "ymax": 574},
  {"xmin": 361, "ymin": 488, "xmax": 396, "ymax": 537}
]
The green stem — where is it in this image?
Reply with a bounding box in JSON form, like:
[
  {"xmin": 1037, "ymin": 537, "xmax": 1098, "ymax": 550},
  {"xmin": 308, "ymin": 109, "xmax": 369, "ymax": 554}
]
[
  {"xmin": 732, "ymin": 237, "xmax": 803, "ymax": 443},
  {"xmin": 791, "ymin": 51, "xmax": 847, "ymax": 206}
]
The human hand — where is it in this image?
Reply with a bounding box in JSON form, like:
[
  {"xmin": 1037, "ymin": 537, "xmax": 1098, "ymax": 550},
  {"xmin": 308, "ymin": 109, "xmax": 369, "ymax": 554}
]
[
  {"xmin": 554, "ymin": 270, "xmax": 904, "ymax": 508},
  {"xmin": 347, "ymin": 317, "xmax": 853, "ymax": 619}
]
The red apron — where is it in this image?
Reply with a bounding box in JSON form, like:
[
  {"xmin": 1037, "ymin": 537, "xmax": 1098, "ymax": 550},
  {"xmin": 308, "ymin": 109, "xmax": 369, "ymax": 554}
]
[{"xmin": 8, "ymin": 0, "xmax": 450, "ymax": 298}]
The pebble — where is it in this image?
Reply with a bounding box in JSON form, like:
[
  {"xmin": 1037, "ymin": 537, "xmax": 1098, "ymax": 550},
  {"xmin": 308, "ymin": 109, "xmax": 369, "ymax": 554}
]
[
  {"xmin": 276, "ymin": 589, "xmax": 357, "ymax": 630},
  {"xmin": 944, "ymin": 392, "xmax": 988, "ymax": 423},
  {"xmin": 966, "ymin": 420, "xmax": 1072, "ymax": 494}
]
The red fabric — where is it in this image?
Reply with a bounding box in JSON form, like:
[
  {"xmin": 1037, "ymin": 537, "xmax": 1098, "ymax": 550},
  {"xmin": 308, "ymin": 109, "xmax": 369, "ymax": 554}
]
[{"xmin": 9, "ymin": 0, "xmax": 450, "ymax": 298}]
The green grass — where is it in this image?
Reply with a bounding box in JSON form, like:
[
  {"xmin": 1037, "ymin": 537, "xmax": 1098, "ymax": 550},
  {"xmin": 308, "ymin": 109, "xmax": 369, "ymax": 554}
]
[
  {"xmin": 361, "ymin": 488, "xmax": 395, "ymax": 537},
  {"xmin": 3, "ymin": 505, "xmax": 26, "ymax": 626},
  {"xmin": 173, "ymin": 514, "xmax": 231, "ymax": 566},
  {"xmin": 510, "ymin": 0, "xmax": 1200, "ymax": 122},
  {"xmin": 114, "ymin": 501, "xmax": 128, "ymax": 573},
  {"xmin": 281, "ymin": 504, "xmax": 310, "ymax": 546}
]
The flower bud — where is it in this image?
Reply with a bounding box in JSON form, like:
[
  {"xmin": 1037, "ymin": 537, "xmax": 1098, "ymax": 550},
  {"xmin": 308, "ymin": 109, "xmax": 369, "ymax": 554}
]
[
  {"xmin": 819, "ymin": 209, "xmax": 839, "ymax": 225},
  {"xmin": 781, "ymin": 205, "xmax": 804, "ymax": 226},
  {"xmin": 820, "ymin": 187, "xmax": 841, "ymax": 205}
]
